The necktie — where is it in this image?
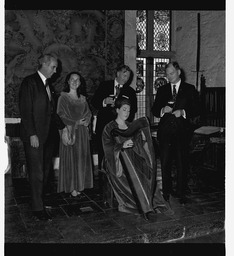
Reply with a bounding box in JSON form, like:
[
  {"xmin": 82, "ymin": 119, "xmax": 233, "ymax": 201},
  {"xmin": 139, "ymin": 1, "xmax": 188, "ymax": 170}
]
[
  {"xmin": 45, "ymin": 79, "xmax": 51, "ymax": 101},
  {"xmin": 115, "ymin": 84, "xmax": 121, "ymax": 98},
  {"xmin": 172, "ymin": 84, "xmax": 177, "ymax": 102}
]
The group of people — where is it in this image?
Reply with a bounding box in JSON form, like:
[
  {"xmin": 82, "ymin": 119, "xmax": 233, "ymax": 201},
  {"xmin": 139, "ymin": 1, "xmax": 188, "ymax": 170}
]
[
  {"xmin": 19, "ymin": 53, "xmax": 200, "ymax": 222},
  {"xmin": 19, "ymin": 54, "xmax": 93, "ymax": 221}
]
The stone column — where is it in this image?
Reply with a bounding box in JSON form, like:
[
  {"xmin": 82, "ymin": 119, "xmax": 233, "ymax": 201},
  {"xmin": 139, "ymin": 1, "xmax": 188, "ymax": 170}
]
[{"xmin": 124, "ymin": 10, "xmax": 137, "ymax": 90}]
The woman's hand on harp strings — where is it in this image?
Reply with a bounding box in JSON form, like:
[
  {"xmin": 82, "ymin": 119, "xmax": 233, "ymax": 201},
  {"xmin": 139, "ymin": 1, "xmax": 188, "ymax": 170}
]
[{"xmin": 123, "ymin": 139, "xmax": 134, "ymax": 148}]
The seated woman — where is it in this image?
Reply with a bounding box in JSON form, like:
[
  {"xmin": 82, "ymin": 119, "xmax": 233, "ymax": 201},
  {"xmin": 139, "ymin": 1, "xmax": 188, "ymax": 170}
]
[{"xmin": 102, "ymin": 97, "xmax": 164, "ymax": 220}]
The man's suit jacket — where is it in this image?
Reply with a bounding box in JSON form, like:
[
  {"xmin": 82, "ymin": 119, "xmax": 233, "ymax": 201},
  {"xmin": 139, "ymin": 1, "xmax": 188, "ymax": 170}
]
[
  {"xmin": 151, "ymin": 81, "xmax": 200, "ymax": 142},
  {"xmin": 151, "ymin": 81, "xmax": 200, "ymax": 120},
  {"xmin": 91, "ymin": 80, "xmax": 137, "ymax": 135},
  {"xmin": 19, "ymin": 72, "xmax": 64, "ymax": 144}
]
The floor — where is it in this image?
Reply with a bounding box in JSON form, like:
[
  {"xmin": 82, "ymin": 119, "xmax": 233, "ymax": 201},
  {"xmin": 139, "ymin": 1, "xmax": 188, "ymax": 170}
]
[
  {"xmin": 4, "ymin": 155, "xmax": 226, "ymax": 251},
  {"xmin": 4, "ymin": 149, "xmax": 225, "ymax": 256}
]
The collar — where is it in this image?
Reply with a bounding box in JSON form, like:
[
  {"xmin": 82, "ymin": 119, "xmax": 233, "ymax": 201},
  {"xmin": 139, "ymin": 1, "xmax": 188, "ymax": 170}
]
[
  {"xmin": 171, "ymin": 79, "xmax": 181, "ymax": 90},
  {"xmin": 38, "ymin": 70, "xmax": 47, "ymax": 85},
  {"xmin": 114, "ymin": 80, "xmax": 123, "ymax": 88}
]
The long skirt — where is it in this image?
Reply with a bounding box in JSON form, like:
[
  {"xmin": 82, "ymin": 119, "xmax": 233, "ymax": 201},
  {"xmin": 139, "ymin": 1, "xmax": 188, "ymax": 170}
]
[
  {"xmin": 106, "ymin": 148, "xmax": 155, "ymax": 214},
  {"xmin": 57, "ymin": 126, "xmax": 93, "ymax": 193}
]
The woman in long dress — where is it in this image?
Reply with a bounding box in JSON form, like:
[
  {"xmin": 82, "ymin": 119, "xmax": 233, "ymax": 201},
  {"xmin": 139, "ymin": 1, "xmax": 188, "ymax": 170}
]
[
  {"xmin": 102, "ymin": 97, "xmax": 160, "ymax": 220},
  {"xmin": 57, "ymin": 72, "xmax": 93, "ymax": 197}
]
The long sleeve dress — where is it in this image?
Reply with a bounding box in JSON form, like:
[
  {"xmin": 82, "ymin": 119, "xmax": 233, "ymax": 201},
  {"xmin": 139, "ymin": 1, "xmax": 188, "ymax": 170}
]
[
  {"xmin": 57, "ymin": 92, "xmax": 93, "ymax": 193},
  {"xmin": 102, "ymin": 117, "xmax": 161, "ymax": 214}
]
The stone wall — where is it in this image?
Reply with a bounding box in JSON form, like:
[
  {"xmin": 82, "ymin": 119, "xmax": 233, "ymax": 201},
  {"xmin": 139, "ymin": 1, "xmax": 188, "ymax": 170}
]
[{"xmin": 172, "ymin": 10, "xmax": 225, "ymax": 89}]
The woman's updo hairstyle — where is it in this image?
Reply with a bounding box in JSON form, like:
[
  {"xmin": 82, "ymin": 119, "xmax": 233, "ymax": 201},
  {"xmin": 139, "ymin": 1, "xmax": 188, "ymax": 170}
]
[{"xmin": 115, "ymin": 97, "xmax": 131, "ymax": 110}]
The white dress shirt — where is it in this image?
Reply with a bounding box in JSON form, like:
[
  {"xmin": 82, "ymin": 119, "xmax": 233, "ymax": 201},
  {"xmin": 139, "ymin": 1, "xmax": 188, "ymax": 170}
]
[
  {"xmin": 160, "ymin": 79, "xmax": 186, "ymax": 118},
  {"xmin": 103, "ymin": 79, "xmax": 123, "ymax": 107},
  {"xmin": 38, "ymin": 71, "xmax": 51, "ymax": 101},
  {"xmin": 171, "ymin": 80, "xmax": 181, "ymax": 95}
]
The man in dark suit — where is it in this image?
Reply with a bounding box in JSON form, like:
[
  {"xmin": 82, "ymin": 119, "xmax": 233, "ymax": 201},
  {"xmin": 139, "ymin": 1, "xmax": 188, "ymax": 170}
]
[
  {"xmin": 151, "ymin": 61, "xmax": 200, "ymax": 205},
  {"xmin": 91, "ymin": 65, "xmax": 137, "ymax": 169},
  {"xmin": 19, "ymin": 54, "xmax": 65, "ymax": 221}
]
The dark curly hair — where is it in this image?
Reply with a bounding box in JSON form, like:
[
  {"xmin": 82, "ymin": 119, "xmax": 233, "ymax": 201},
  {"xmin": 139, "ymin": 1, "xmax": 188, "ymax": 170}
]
[
  {"xmin": 114, "ymin": 97, "xmax": 131, "ymax": 109},
  {"xmin": 63, "ymin": 71, "xmax": 87, "ymax": 97}
]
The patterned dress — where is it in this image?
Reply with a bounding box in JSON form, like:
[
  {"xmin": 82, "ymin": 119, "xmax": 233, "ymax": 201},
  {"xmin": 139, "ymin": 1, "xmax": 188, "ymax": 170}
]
[{"xmin": 57, "ymin": 92, "xmax": 93, "ymax": 193}]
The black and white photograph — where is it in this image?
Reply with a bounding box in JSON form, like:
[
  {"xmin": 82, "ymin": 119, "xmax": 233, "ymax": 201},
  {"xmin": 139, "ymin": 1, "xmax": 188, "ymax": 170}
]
[{"xmin": 2, "ymin": 0, "xmax": 230, "ymax": 254}]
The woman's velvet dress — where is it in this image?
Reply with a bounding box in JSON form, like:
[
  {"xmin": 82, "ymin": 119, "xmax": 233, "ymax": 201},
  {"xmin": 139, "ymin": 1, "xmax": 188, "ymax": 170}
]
[
  {"xmin": 57, "ymin": 92, "xmax": 93, "ymax": 193},
  {"xmin": 102, "ymin": 117, "xmax": 158, "ymax": 214}
]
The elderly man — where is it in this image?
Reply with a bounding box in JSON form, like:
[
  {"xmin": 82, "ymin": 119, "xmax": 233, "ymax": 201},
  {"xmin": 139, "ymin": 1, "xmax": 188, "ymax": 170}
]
[{"xmin": 19, "ymin": 54, "xmax": 65, "ymax": 221}]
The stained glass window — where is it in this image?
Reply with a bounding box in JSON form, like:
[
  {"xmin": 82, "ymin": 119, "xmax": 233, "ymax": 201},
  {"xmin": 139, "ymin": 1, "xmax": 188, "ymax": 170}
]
[
  {"xmin": 136, "ymin": 10, "xmax": 172, "ymax": 123},
  {"xmin": 153, "ymin": 58, "xmax": 170, "ymax": 94},
  {"xmin": 153, "ymin": 10, "xmax": 170, "ymax": 51},
  {"xmin": 135, "ymin": 58, "xmax": 146, "ymax": 119},
  {"xmin": 136, "ymin": 10, "xmax": 147, "ymax": 50}
]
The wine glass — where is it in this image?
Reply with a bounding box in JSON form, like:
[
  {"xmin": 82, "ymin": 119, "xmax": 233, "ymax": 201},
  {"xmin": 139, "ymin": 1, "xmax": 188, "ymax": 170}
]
[
  {"xmin": 108, "ymin": 94, "xmax": 115, "ymax": 107},
  {"xmin": 167, "ymin": 99, "xmax": 175, "ymax": 109}
]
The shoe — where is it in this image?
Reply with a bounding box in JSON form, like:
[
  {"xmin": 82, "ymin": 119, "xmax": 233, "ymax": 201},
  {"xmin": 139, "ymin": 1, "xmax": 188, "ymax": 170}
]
[
  {"xmin": 163, "ymin": 194, "xmax": 170, "ymax": 202},
  {"xmin": 179, "ymin": 196, "xmax": 188, "ymax": 205},
  {"xmin": 171, "ymin": 190, "xmax": 180, "ymax": 198},
  {"xmin": 142, "ymin": 212, "xmax": 149, "ymax": 221},
  {"xmin": 32, "ymin": 210, "xmax": 52, "ymax": 221},
  {"xmin": 162, "ymin": 196, "xmax": 175, "ymax": 215},
  {"xmin": 44, "ymin": 204, "xmax": 53, "ymax": 209},
  {"xmin": 71, "ymin": 190, "xmax": 81, "ymax": 197}
]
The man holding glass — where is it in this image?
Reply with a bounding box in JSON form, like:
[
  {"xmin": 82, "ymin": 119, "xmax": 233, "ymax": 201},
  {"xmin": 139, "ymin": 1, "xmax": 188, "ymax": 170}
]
[
  {"xmin": 151, "ymin": 61, "xmax": 200, "ymax": 206},
  {"xmin": 91, "ymin": 65, "xmax": 137, "ymax": 170}
]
